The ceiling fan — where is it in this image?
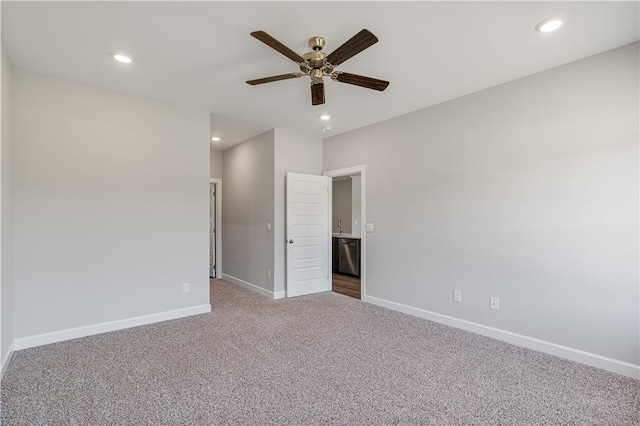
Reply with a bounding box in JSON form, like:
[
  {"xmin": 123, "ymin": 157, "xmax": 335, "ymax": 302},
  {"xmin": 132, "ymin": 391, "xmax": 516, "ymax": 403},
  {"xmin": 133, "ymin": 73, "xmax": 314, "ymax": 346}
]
[{"xmin": 246, "ymin": 29, "xmax": 389, "ymax": 106}]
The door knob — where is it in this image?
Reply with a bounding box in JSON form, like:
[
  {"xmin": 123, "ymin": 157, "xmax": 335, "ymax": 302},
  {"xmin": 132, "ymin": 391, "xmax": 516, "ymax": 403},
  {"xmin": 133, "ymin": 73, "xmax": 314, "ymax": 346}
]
[{"xmin": 288, "ymin": 239, "xmax": 294, "ymax": 244}]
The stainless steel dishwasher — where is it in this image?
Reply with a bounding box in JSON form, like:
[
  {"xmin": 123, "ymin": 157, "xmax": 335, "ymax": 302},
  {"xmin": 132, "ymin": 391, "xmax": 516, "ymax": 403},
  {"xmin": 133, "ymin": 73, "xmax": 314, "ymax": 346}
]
[{"xmin": 338, "ymin": 238, "xmax": 360, "ymax": 277}]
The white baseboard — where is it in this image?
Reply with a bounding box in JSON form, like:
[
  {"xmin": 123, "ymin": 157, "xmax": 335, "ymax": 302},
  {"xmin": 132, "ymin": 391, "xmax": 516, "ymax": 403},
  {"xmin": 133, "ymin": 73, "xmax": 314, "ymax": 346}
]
[
  {"xmin": 274, "ymin": 291, "xmax": 286, "ymax": 300},
  {"xmin": 13, "ymin": 304, "xmax": 211, "ymax": 351},
  {"xmin": 1, "ymin": 340, "xmax": 15, "ymax": 380},
  {"xmin": 223, "ymin": 274, "xmax": 280, "ymax": 299},
  {"xmin": 364, "ymin": 295, "xmax": 639, "ymax": 380}
]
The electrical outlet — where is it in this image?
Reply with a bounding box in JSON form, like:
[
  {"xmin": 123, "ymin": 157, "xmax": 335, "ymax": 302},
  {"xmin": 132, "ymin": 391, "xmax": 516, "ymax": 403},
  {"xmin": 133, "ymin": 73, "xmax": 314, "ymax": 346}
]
[
  {"xmin": 453, "ymin": 290, "xmax": 462, "ymax": 303},
  {"xmin": 267, "ymin": 222, "xmax": 272, "ymax": 231},
  {"xmin": 183, "ymin": 283, "xmax": 190, "ymax": 293},
  {"xmin": 490, "ymin": 297, "xmax": 500, "ymax": 310},
  {"xmin": 267, "ymin": 270, "xmax": 272, "ymax": 279}
]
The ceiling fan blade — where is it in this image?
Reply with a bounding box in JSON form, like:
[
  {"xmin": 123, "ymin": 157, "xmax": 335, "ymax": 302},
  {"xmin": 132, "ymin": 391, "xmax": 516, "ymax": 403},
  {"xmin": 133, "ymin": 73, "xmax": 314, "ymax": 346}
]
[
  {"xmin": 333, "ymin": 72, "xmax": 389, "ymax": 91},
  {"xmin": 246, "ymin": 73, "xmax": 303, "ymax": 85},
  {"xmin": 251, "ymin": 31, "xmax": 305, "ymax": 64},
  {"xmin": 325, "ymin": 29, "xmax": 378, "ymax": 67},
  {"xmin": 311, "ymin": 82, "xmax": 325, "ymax": 106}
]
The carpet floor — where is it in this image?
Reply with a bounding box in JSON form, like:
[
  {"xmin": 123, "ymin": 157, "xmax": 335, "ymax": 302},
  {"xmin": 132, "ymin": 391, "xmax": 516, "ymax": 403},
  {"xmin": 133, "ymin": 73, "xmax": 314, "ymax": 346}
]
[{"xmin": 1, "ymin": 279, "xmax": 638, "ymax": 425}]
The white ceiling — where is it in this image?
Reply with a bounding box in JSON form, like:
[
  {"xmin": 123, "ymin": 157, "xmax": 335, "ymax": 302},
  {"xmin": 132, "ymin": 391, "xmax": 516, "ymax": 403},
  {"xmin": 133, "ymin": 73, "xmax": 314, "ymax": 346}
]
[{"xmin": 2, "ymin": 2, "xmax": 638, "ymax": 150}]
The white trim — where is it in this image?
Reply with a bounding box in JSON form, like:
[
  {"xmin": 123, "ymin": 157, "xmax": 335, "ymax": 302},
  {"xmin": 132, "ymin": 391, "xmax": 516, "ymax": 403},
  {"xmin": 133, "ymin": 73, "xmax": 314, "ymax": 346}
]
[
  {"xmin": 273, "ymin": 144, "xmax": 278, "ymax": 303},
  {"xmin": 326, "ymin": 176, "xmax": 333, "ymax": 297},
  {"xmin": 323, "ymin": 165, "xmax": 367, "ymax": 300},
  {"xmin": 1, "ymin": 340, "xmax": 15, "ymax": 379},
  {"xmin": 364, "ymin": 294, "xmax": 639, "ymax": 379},
  {"xmin": 223, "ymin": 273, "xmax": 277, "ymax": 299},
  {"xmin": 210, "ymin": 178, "xmax": 223, "ymax": 279},
  {"xmin": 13, "ymin": 304, "xmax": 211, "ymax": 351}
]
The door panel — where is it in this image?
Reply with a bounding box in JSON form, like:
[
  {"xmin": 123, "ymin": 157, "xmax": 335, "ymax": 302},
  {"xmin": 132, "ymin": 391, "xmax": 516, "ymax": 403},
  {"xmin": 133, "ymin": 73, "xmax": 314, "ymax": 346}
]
[{"xmin": 286, "ymin": 173, "xmax": 330, "ymax": 297}]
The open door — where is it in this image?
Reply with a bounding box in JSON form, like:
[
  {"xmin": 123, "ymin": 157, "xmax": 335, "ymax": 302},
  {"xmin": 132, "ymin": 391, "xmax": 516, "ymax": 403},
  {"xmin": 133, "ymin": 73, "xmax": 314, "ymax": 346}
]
[{"xmin": 286, "ymin": 173, "xmax": 330, "ymax": 297}]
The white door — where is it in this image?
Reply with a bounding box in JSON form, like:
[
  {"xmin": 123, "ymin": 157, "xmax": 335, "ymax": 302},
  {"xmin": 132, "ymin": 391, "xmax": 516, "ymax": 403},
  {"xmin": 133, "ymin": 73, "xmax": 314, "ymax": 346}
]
[
  {"xmin": 210, "ymin": 183, "xmax": 216, "ymax": 278},
  {"xmin": 286, "ymin": 173, "xmax": 330, "ymax": 297}
]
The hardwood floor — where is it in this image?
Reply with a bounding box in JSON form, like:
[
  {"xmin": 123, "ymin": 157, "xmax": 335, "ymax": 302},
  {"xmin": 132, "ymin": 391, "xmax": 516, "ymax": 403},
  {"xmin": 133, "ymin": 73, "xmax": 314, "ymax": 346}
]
[{"xmin": 332, "ymin": 273, "xmax": 361, "ymax": 299}]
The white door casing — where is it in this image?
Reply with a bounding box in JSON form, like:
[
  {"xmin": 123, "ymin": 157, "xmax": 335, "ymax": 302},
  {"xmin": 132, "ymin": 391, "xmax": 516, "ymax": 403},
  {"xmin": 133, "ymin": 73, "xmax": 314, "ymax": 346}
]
[
  {"xmin": 323, "ymin": 165, "xmax": 366, "ymax": 300},
  {"xmin": 286, "ymin": 173, "xmax": 330, "ymax": 297},
  {"xmin": 210, "ymin": 178, "xmax": 223, "ymax": 279},
  {"xmin": 210, "ymin": 183, "xmax": 216, "ymax": 277}
]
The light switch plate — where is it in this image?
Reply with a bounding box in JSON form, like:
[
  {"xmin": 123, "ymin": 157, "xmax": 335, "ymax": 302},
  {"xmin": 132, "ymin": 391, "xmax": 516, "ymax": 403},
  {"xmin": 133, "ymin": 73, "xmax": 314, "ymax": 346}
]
[
  {"xmin": 490, "ymin": 297, "xmax": 500, "ymax": 310},
  {"xmin": 366, "ymin": 223, "xmax": 374, "ymax": 232}
]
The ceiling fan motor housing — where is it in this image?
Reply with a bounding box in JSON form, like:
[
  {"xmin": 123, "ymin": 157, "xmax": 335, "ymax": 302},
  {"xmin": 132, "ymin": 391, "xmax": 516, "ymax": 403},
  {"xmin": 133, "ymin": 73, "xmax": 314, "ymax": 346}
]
[
  {"xmin": 302, "ymin": 36, "xmax": 330, "ymax": 79},
  {"xmin": 301, "ymin": 51, "xmax": 326, "ymax": 70}
]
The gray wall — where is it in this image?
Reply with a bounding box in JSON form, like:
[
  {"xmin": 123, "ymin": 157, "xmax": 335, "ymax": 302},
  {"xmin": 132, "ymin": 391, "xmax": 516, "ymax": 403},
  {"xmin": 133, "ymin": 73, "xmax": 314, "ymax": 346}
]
[
  {"xmin": 210, "ymin": 147, "xmax": 223, "ymax": 179},
  {"xmin": 273, "ymin": 128, "xmax": 323, "ymax": 294},
  {"xmin": 223, "ymin": 131, "xmax": 275, "ymax": 291},
  {"xmin": 351, "ymin": 175, "xmax": 361, "ymax": 237},
  {"xmin": 1, "ymin": 44, "xmax": 14, "ymax": 363},
  {"xmin": 323, "ymin": 43, "xmax": 639, "ymax": 365},
  {"xmin": 13, "ymin": 69, "xmax": 210, "ymax": 338},
  {"xmin": 332, "ymin": 179, "xmax": 352, "ymax": 234}
]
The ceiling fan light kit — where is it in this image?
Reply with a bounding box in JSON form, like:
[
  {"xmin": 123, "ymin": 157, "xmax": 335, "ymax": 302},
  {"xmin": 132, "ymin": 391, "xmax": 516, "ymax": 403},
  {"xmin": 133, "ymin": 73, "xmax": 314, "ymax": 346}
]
[{"xmin": 246, "ymin": 29, "xmax": 390, "ymax": 106}]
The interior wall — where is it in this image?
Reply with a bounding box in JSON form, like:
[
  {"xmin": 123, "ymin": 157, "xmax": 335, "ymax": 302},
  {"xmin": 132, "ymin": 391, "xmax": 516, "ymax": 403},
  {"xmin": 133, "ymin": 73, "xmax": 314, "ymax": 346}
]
[
  {"xmin": 323, "ymin": 43, "xmax": 639, "ymax": 365},
  {"xmin": 351, "ymin": 176, "xmax": 361, "ymax": 237},
  {"xmin": 13, "ymin": 69, "xmax": 211, "ymax": 338},
  {"xmin": 273, "ymin": 128, "xmax": 322, "ymax": 295},
  {"xmin": 210, "ymin": 146, "xmax": 223, "ymax": 179},
  {"xmin": 223, "ymin": 130, "xmax": 275, "ymax": 292},
  {"xmin": 332, "ymin": 179, "xmax": 352, "ymax": 234},
  {"xmin": 1, "ymin": 43, "xmax": 14, "ymax": 365}
]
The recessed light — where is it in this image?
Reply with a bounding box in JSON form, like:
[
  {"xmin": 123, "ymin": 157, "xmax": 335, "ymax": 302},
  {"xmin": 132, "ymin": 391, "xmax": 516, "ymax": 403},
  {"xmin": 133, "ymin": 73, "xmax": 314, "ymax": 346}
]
[
  {"xmin": 211, "ymin": 137, "xmax": 221, "ymax": 142},
  {"xmin": 536, "ymin": 18, "xmax": 563, "ymax": 33},
  {"xmin": 113, "ymin": 54, "xmax": 133, "ymax": 64},
  {"xmin": 320, "ymin": 115, "xmax": 331, "ymax": 121}
]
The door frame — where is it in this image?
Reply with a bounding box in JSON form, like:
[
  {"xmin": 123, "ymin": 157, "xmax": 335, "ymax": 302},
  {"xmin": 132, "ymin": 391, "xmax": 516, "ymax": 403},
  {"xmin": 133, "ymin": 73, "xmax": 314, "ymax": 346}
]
[
  {"xmin": 210, "ymin": 178, "xmax": 223, "ymax": 279},
  {"xmin": 322, "ymin": 165, "xmax": 366, "ymax": 300}
]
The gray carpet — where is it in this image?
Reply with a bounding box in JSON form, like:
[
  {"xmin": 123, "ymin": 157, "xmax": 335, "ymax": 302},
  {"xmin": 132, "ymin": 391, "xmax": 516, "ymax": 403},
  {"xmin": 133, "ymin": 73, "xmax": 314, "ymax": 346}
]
[{"xmin": 1, "ymin": 279, "xmax": 638, "ymax": 425}]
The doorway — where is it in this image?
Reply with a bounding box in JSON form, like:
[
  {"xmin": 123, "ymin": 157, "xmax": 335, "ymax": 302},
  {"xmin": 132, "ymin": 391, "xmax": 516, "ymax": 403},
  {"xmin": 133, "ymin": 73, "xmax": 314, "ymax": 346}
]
[
  {"xmin": 323, "ymin": 166, "xmax": 366, "ymax": 300},
  {"xmin": 210, "ymin": 179, "xmax": 222, "ymax": 279}
]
